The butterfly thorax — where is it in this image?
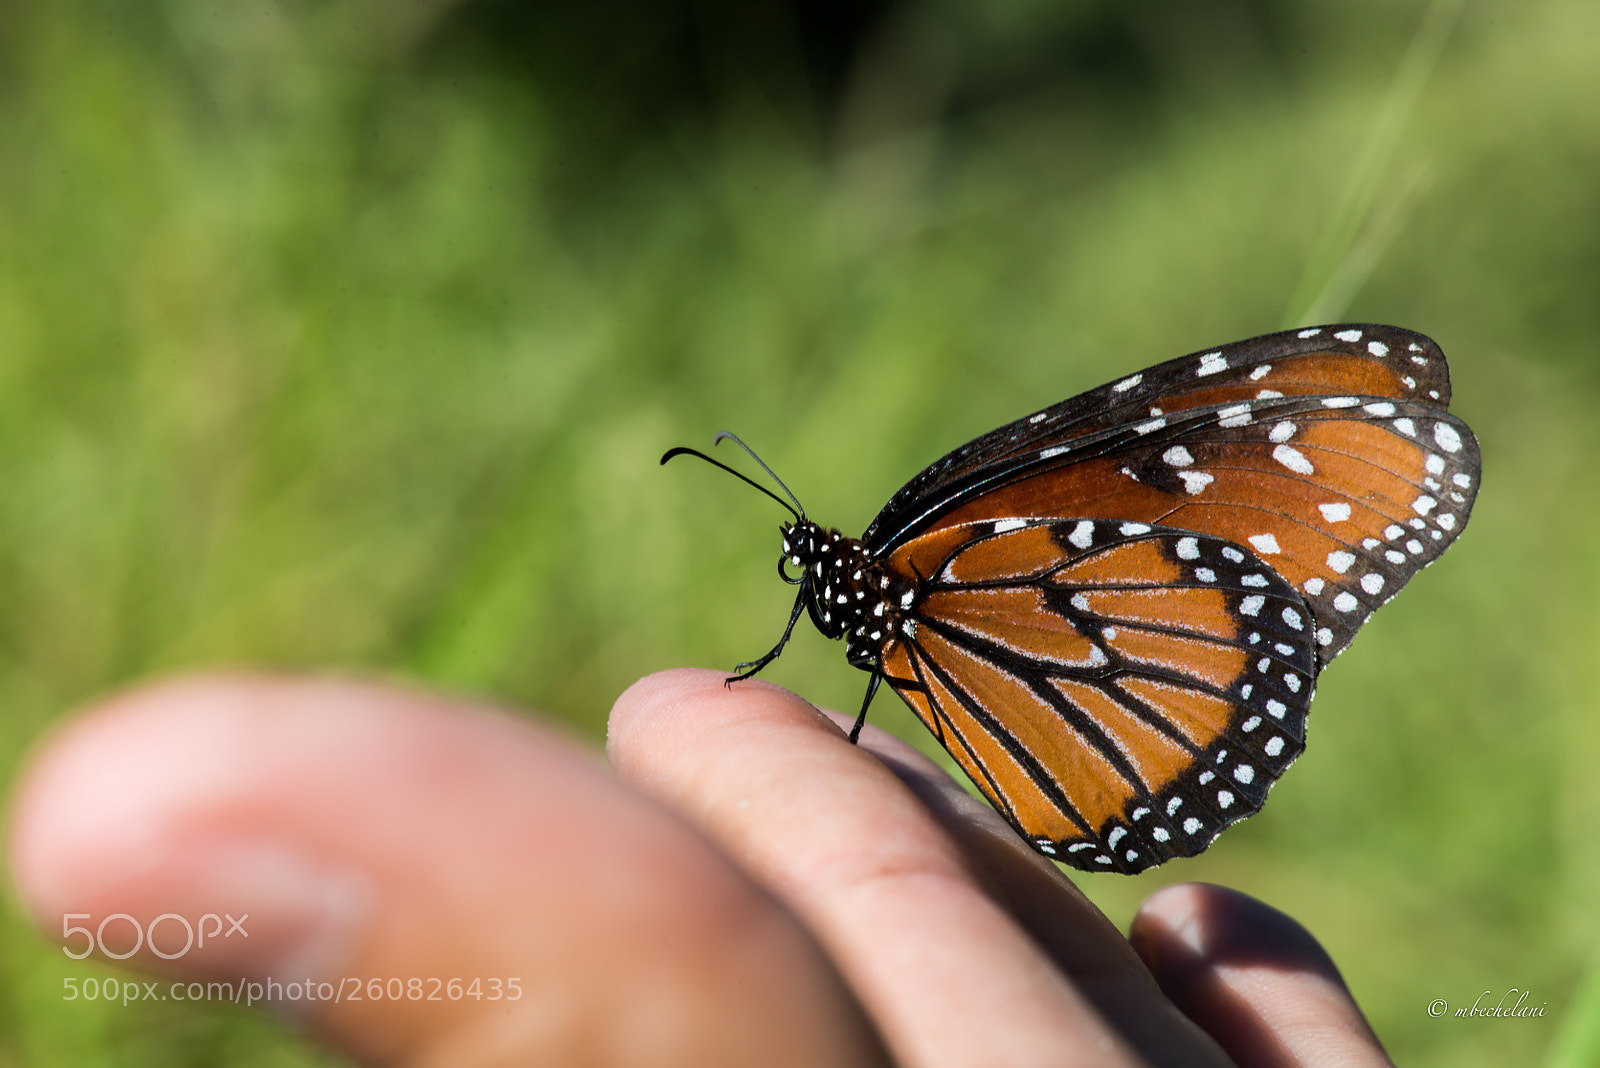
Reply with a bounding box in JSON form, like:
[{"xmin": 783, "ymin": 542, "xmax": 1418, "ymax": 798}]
[{"xmin": 782, "ymin": 520, "xmax": 915, "ymax": 668}]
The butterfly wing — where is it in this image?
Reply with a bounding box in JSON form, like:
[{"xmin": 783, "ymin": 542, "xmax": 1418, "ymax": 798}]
[
  {"xmin": 867, "ymin": 324, "xmax": 1452, "ymax": 548},
  {"xmin": 865, "ymin": 324, "xmax": 1480, "ymax": 666},
  {"xmin": 879, "ymin": 518, "xmax": 1315, "ymax": 873}
]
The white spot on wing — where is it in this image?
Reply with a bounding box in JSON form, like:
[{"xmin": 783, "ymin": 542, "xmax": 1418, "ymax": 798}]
[
  {"xmin": 1269, "ymin": 420, "xmax": 1297, "ymax": 443},
  {"xmin": 1249, "ymin": 533, "xmax": 1281, "ymax": 555},
  {"xmin": 1250, "ymin": 364, "xmax": 1272, "ymax": 380},
  {"xmin": 1319, "ymin": 502, "xmax": 1352, "ymax": 522},
  {"xmin": 1120, "ymin": 522, "xmax": 1151, "ymax": 535},
  {"xmin": 1197, "ymin": 352, "xmax": 1227, "ymax": 376},
  {"xmin": 1273, "ymin": 444, "xmax": 1314, "ymax": 474},
  {"xmin": 1113, "ymin": 373, "xmax": 1143, "ymax": 393},
  {"xmin": 1368, "ymin": 340, "xmax": 1389, "ymax": 357},
  {"xmin": 993, "ymin": 518, "xmax": 1028, "ymax": 534},
  {"xmin": 1176, "ymin": 537, "xmax": 1200, "ymax": 560},
  {"xmin": 1334, "ymin": 329, "xmax": 1362, "ymax": 342},
  {"xmin": 1241, "ymin": 594, "xmax": 1265, "ymax": 616},
  {"xmin": 1163, "ymin": 446, "xmax": 1194, "ymax": 467},
  {"xmin": 1327, "ymin": 551, "xmax": 1355, "ymax": 573},
  {"xmin": 1298, "ymin": 328, "xmax": 1322, "ymax": 338},
  {"xmin": 1179, "ymin": 471, "xmax": 1214, "ymax": 494},
  {"xmin": 1135, "ymin": 417, "xmax": 1166, "ymax": 435},
  {"xmin": 1068, "ymin": 521, "xmax": 1094, "ymax": 549},
  {"xmin": 1434, "ymin": 423, "xmax": 1463, "ymax": 452},
  {"xmin": 1041, "ymin": 445, "xmax": 1070, "ymax": 460}
]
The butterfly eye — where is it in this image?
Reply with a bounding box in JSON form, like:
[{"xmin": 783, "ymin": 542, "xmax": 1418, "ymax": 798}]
[{"xmin": 778, "ymin": 553, "xmax": 805, "ymax": 584}]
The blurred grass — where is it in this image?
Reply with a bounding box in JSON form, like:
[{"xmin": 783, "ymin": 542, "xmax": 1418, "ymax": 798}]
[{"xmin": 2, "ymin": 0, "xmax": 1599, "ymax": 1063}]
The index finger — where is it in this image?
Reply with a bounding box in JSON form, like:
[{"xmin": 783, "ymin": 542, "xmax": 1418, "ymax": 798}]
[{"xmin": 608, "ymin": 669, "xmax": 1228, "ymax": 1068}]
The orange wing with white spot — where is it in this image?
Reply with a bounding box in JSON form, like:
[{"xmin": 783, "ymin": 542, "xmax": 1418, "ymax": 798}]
[
  {"xmin": 867, "ymin": 325, "xmax": 1480, "ymax": 668},
  {"xmin": 856, "ymin": 325, "xmax": 1478, "ymax": 871},
  {"xmin": 878, "ymin": 519, "xmax": 1314, "ymax": 873}
]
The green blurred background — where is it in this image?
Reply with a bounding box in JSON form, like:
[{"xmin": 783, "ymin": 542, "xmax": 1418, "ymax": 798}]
[{"xmin": 1, "ymin": 0, "xmax": 1597, "ymax": 1063}]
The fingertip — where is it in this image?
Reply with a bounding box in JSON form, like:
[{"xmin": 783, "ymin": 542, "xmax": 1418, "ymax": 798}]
[
  {"xmin": 1131, "ymin": 883, "xmax": 1343, "ymax": 995},
  {"xmin": 1131, "ymin": 884, "xmax": 1391, "ymax": 1068},
  {"xmin": 9, "ymin": 673, "xmax": 276, "ymax": 919},
  {"xmin": 607, "ymin": 669, "xmax": 839, "ymax": 780}
]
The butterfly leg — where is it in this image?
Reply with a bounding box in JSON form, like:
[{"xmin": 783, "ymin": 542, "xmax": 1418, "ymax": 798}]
[
  {"xmin": 846, "ymin": 671, "xmax": 882, "ymax": 744},
  {"xmin": 729, "ymin": 583, "xmax": 808, "ymax": 684}
]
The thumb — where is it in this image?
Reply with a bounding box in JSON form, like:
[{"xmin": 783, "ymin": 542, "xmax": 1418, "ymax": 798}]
[{"xmin": 7, "ymin": 674, "xmax": 880, "ymax": 1067}]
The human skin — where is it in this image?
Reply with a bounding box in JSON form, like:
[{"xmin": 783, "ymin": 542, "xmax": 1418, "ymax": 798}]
[{"xmin": 7, "ymin": 669, "xmax": 1392, "ymax": 1067}]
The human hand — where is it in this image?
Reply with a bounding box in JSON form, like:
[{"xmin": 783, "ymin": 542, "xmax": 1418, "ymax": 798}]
[{"xmin": 7, "ymin": 669, "xmax": 1392, "ymax": 1066}]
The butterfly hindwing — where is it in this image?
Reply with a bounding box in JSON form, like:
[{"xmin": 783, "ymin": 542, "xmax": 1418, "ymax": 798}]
[{"xmin": 878, "ymin": 518, "xmax": 1313, "ymax": 873}]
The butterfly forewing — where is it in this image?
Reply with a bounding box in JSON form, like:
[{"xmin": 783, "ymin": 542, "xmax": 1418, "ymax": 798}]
[
  {"xmin": 882, "ymin": 397, "xmax": 1477, "ymax": 666},
  {"xmin": 878, "ymin": 518, "xmax": 1313, "ymax": 873},
  {"xmin": 864, "ymin": 325, "xmax": 1454, "ymax": 551},
  {"xmin": 865, "ymin": 327, "xmax": 1480, "ymax": 668}
]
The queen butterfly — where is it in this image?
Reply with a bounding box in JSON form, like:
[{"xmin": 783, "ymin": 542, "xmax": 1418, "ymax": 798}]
[{"xmin": 665, "ymin": 324, "xmax": 1480, "ymax": 873}]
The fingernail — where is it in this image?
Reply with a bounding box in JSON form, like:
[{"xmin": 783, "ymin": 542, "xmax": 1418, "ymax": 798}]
[{"xmin": 150, "ymin": 836, "xmax": 375, "ymax": 985}]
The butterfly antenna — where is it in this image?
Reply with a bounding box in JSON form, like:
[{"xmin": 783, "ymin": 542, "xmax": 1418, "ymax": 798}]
[
  {"xmin": 710, "ymin": 432, "xmax": 807, "ymax": 517},
  {"xmin": 661, "ymin": 436, "xmax": 804, "ymax": 521}
]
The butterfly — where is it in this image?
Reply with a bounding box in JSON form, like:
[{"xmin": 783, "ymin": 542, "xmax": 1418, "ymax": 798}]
[{"xmin": 664, "ymin": 324, "xmax": 1480, "ymax": 873}]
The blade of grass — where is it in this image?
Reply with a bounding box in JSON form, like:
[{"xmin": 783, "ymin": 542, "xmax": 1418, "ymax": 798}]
[
  {"xmin": 1544, "ymin": 950, "xmax": 1600, "ymax": 1068},
  {"xmin": 1282, "ymin": 0, "xmax": 1462, "ymax": 327}
]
